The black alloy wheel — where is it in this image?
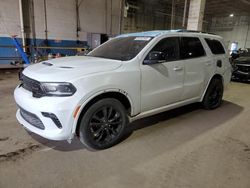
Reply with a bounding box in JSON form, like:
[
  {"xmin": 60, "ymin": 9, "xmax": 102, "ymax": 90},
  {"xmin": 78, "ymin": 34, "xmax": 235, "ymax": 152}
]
[
  {"xmin": 202, "ymin": 78, "xmax": 224, "ymax": 110},
  {"xmin": 89, "ymin": 105, "xmax": 123, "ymax": 145},
  {"xmin": 79, "ymin": 98, "xmax": 128, "ymax": 150},
  {"xmin": 207, "ymin": 85, "xmax": 223, "ymax": 107}
]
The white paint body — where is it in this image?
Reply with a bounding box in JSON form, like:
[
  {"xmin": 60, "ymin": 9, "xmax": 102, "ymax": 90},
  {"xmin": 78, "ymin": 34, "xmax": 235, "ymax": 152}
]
[{"xmin": 14, "ymin": 31, "xmax": 232, "ymax": 141}]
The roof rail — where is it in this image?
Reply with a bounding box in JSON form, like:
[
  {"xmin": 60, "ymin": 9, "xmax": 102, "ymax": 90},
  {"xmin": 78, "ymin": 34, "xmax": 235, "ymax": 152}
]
[{"xmin": 176, "ymin": 29, "xmax": 216, "ymax": 35}]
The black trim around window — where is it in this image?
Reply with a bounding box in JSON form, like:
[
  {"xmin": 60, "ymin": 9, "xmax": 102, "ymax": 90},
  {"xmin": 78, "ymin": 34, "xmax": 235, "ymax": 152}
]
[
  {"xmin": 180, "ymin": 37, "xmax": 206, "ymax": 59},
  {"xmin": 144, "ymin": 37, "xmax": 181, "ymax": 62},
  {"xmin": 205, "ymin": 38, "xmax": 226, "ymax": 55},
  {"xmin": 144, "ymin": 36, "xmax": 207, "ymax": 64}
]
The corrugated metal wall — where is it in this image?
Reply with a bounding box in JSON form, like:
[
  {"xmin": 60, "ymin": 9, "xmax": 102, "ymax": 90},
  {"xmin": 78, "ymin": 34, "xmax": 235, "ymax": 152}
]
[{"xmin": 0, "ymin": 0, "xmax": 122, "ymax": 65}]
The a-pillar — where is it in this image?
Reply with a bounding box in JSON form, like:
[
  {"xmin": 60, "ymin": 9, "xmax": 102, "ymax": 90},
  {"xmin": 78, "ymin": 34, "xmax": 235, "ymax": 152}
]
[{"xmin": 187, "ymin": 0, "xmax": 206, "ymax": 31}]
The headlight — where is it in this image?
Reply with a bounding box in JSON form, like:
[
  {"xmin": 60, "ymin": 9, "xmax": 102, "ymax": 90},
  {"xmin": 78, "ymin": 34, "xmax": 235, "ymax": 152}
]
[{"xmin": 40, "ymin": 82, "xmax": 76, "ymax": 96}]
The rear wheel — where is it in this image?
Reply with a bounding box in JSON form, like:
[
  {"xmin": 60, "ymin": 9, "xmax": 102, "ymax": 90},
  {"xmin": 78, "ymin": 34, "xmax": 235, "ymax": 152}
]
[
  {"xmin": 79, "ymin": 98, "xmax": 128, "ymax": 150},
  {"xmin": 202, "ymin": 78, "xmax": 224, "ymax": 110}
]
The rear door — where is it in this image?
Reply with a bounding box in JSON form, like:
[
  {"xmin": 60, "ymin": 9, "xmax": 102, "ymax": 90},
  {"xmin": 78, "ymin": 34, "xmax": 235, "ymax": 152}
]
[
  {"xmin": 180, "ymin": 37, "xmax": 207, "ymax": 100},
  {"xmin": 204, "ymin": 38, "xmax": 228, "ymax": 76}
]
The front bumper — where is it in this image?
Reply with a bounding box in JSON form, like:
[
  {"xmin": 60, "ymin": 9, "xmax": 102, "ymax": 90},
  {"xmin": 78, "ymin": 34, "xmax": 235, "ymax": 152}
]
[{"xmin": 14, "ymin": 85, "xmax": 79, "ymax": 141}]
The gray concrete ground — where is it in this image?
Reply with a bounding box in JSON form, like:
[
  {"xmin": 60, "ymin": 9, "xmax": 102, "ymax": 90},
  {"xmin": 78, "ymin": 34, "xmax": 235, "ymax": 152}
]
[{"xmin": 0, "ymin": 71, "xmax": 250, "ymax": 188}]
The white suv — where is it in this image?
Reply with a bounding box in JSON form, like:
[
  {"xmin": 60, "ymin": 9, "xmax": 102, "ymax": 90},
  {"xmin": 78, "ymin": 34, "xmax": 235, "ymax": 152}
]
[{"xmin": 14, "ymin": 30, "xmax": 232, "ymax": 150}]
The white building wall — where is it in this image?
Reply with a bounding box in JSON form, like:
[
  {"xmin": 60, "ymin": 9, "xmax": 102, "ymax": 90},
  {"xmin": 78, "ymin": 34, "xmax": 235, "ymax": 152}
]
[
  {"xmin": 78, "ymin": 0, "xmax": 122, "ymax": 36},
  {"xmin": 33, "ymin": 0, "xmax": 121, "ymax": 41},
  {"xmin": 209, "ymin": 16, "xmax": 250, "ymax": 50},
  {"xmin": 45, "ymin": 0, "xmax": 77, "ymax": 40},
  {"xmin": 0, "ymin": 0, "xmax": 20, "ymax": 37},
  {"xmin": 32, "ymin": 0, "xmax": 46, "ymax": 40},
  {"xmin": 0, "ymin": 0, "xmax": 122, "ymax": 41}
]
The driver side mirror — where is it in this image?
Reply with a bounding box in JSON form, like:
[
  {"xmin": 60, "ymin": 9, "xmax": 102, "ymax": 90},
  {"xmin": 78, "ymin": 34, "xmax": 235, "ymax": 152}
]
[{"xmin": 143, "ymin": 51, "xmax": 166, "ymax": 65}]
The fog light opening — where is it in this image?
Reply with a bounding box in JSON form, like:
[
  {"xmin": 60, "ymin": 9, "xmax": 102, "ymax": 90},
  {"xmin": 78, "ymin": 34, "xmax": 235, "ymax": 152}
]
[{"xmin": 41, "ymin": 112, "xmax": 62, "ymax": 129}]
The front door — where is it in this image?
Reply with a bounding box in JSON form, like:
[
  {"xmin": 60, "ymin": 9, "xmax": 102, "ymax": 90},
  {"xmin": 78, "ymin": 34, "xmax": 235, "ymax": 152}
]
[{"xmin": 140, "ymin": 37, "xmax": 184, "ymax": 112}]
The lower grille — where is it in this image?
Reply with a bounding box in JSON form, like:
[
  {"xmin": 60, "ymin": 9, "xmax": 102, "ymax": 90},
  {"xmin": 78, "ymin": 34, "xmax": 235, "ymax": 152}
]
[{"xmin": 20, "ymin": 108, "xmax": 45, "ymax": 130}]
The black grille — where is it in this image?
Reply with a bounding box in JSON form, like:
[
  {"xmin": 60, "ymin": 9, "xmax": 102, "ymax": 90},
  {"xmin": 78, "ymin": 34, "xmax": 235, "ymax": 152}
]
[
  {"xmin": 237, "ymin": 65, "xmax": 250, "ymax": 73},
  {"xmin": 20, "ymin": 107, "xmax": 45, "ymax": 130},
  {"xmin": 20, "ymin": 74, "xmax": 44, "ymax": 98}
]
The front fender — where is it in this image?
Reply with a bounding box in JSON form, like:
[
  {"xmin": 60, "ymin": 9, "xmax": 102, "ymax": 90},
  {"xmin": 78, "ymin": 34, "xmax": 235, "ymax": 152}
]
[{"xmin": 71, "ymin": 88, "xmax": 135, "ymax": 135}]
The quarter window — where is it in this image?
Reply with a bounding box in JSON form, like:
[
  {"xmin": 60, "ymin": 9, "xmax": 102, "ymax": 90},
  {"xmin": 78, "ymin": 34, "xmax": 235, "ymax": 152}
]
[
  {"xmin": 147, "ymin": 37, "xmax": 180, "ymax": 61},
  {"xmin": 205, "ymin": 38, "xmax": 225, "ymax": 55},
  {"xmin": 180, "ymin": 37, "xmax": 205, "ymax": 59}
]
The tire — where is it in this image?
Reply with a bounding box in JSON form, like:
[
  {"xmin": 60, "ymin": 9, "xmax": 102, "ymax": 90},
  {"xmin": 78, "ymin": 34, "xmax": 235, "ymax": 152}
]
[
  {"xmin": 202, "ymin": 78, "xmax": 224, "ymax": 110},
  {"xmin": 79, "ymin": 98, "xmax": 128, "ymax": 150}
]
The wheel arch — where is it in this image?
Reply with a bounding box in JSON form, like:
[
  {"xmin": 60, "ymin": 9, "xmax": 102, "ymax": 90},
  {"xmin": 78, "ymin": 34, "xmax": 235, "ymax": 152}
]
[
  {"xmin": 201, "ymin": 74, "xmax": 224, "ymax": 101},
  {"xmin": 74, "ymin": 90, "xmax": 132, "ymax": 136}
]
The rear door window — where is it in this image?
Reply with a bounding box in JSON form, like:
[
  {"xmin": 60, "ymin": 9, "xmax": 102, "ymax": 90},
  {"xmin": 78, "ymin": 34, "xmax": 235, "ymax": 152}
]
[
  {"xmin": 205, "ymin": 38, "xmax": 226, "ymax": 55},
  {"xmin": 180, "ymin": 37, "xmax": 206, "ymax": 59}
]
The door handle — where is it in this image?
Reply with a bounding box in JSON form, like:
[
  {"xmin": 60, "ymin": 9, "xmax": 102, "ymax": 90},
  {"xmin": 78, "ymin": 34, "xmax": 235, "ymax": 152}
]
[
  {"xmin": 173, "ymin": 66, "xmax": 183, "ymax": 71},
  {"xmin": 205, "ymin": 62, "xmax": 212, "ymax": 66}
]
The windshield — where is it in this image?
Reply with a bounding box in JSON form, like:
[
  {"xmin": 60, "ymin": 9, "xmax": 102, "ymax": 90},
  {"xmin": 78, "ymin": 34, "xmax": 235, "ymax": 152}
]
[{"xmin": 87, "ymin": 36, "xmax": 153, "ymax": 61}]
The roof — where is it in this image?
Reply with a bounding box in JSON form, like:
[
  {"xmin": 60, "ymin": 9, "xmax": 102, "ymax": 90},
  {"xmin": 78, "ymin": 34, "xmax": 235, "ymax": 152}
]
[
  {"xmin": 117, "ymin": 29, "xmax": 218, "ymax": 38},
  {"xmin": 118, "ymin": 30, "xmax": 179, "ymax": 38}
]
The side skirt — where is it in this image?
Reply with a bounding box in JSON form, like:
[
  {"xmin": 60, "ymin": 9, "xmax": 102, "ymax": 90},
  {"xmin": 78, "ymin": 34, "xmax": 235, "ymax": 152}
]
[{"xmin": 129, "ymin": 97, "xmax": 200, "ymax": 122}]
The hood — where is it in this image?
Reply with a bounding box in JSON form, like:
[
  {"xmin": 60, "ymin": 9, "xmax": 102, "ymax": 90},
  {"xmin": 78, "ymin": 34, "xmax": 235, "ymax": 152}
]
[
  {"xmin": 23, "ymin": 56, "xmax": 122, "ymax": 82},
  {"xmin": 235, "ymin": 56, "xmax": 250, "ymax": 65}
]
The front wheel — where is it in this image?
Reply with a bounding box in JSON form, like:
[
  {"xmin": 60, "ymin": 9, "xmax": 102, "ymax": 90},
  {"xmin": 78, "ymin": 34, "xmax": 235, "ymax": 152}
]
[
  {"xmin": 202, "ymin": 78, "xmax": 224, "ymax": 110},
  {"xmin": 79, "ymin": 98, "xmax": 128, "ymax": 150}
]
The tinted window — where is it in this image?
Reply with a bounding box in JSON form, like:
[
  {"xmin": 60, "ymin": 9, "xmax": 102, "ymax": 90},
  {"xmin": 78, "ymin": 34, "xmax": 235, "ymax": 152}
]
[
  {"xmin": 146, "ymin": 37, "xmax": 180, "ymax": 61},
  {"xmin": 180, "ymin": 37, "xmax": 205, "ymax": 59},
  {"xmin": 88, "ymin": 36, "xmax": 153, "ymax": 61},
  {"xmin": 205, "ymin": 38, "xmax": 225, "ymax": 54}
]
